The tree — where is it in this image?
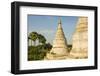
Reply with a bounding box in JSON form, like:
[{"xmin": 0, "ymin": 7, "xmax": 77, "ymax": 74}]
[
  {"xmin": 44, "ymin": 43, "xmax": 52, "ymax": 51},
  {"xmin": 28, "ymin": 32, "xmax": 52, "ymax": 61},
  {"xmin": 29, "ymin": 32, "xmax": 38, "ymax": 46},
  {"xmin": 38, "ymin": 34, "xmax": 46, "ymax": 45},
  {"xmin": 28, "ymin": 46, "xmax": 46, "ymax": 60},
  {"xmin": 28, "ymin": 37, "xmax": 31, "ymax": 46}
]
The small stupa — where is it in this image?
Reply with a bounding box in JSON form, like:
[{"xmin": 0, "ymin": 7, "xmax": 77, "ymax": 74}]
[
  {"xmin": 45, "ymin": 18, "xmax": 68, "ymax": 60},
  {"xmin": 70, "ymin": 17, "xmax": 88, "ymax": 59}
]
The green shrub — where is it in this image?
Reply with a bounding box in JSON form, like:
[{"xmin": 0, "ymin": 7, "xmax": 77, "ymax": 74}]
[{"xmin": 28, "ymin": 44, "xmax": 52, "ymax": 61}]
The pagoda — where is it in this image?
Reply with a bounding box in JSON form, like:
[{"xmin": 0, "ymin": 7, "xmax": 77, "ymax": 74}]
[
  {"xmin": 45, "ymin": 18, "xmax": 69, "ymax": 60},
  {"xmin": 70, "ymin": 17, "xmax": 88, "ymax": 59}
]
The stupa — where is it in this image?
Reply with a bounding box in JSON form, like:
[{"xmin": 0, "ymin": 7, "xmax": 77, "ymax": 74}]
[
  {"xmin": 45, "ymin": 18, "xmax": 68, "ymax": 60},
  {"xmin": 70, "ymin": 17, "xmax": 88, "ymax": 59}
]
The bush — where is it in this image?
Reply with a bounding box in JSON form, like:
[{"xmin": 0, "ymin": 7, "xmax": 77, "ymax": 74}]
[{"xmin": 28, "ymin": 44, "xmax": 52, "ymax": 61}]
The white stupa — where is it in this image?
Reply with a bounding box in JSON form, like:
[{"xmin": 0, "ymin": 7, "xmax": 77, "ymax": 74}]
[
  {"xmin": 70, "ymin": 17, "xmax": 88, "ymax": 58},
  {"xmin": 45, "ymin": 18, "xmax": 68, "ymax": 60}
]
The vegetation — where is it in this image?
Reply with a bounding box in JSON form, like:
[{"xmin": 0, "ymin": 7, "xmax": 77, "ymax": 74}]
[
  {"xmin": 67, "ymin": 45, "xmax": 72, "ymax": 52},
  {"xmin": 28, "ymin": 32, "xmax": 52, "ymax": 61}
]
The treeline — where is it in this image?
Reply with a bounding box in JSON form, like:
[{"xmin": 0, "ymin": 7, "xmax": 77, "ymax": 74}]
[{"xmin": 28, "ymin": 32, "xmax": 52, "ymax": 61}]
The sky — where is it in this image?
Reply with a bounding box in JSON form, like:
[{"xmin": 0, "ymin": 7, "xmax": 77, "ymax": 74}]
[{"xmin": 28, "ymin": 15, "xmax": 79, "ymax": 45}]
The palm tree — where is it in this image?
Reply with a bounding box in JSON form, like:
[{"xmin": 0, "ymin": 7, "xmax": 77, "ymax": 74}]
[
  {"xmin": 29, "ymin": 32, "xmax": 38, "ymax": 46},
  {"xmin": 38, "ymin": 34, "xmax": 46, "ymax": 45},
  {"xmin": 28, "ymin": 34, "xmax": 33, "ymax": 46},
  {"xmin": 28, "ymin": 37, "xmax": 31, "ymax": 46}
]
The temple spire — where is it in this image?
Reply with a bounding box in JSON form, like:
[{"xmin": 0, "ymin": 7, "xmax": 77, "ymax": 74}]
[
  {"xmin": 45, "ymin": 18, "xmax": 68, "ymax": 60},
  {"xmin": 58, "ymin": 17, "xmax": 62, "ymax": 24},
  {"xmin": 57, "ymin": 17, "xmax": 63, "ymax": 30}
]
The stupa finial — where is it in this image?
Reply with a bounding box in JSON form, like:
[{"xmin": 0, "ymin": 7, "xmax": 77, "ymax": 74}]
[{"xmin": 58, "ymin": 17, "xmax": 62, "ymax": 24}]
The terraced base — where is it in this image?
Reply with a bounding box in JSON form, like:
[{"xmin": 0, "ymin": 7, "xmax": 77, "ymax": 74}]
[
  {"xmin": 70, "ymin": 50, "xmax": 88, "ymax": 59},
  {"xmin": 45, "ymin": 50, "xmax": 88, "ymax": 60}
]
